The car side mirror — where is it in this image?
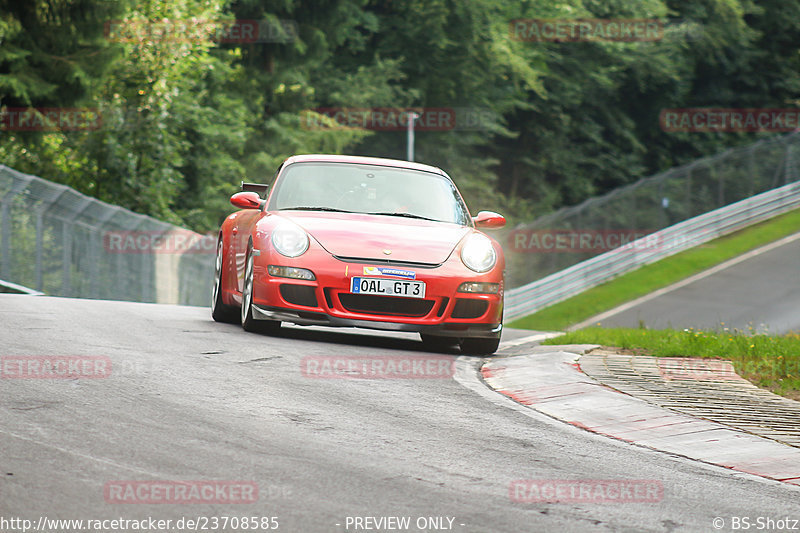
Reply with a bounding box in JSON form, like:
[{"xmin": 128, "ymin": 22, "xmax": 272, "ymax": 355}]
[
  {"xmin": 230, "ymin": 191, "xmax": 262, "ymax": 210},
  {"xmin": 473, "ymin": 211, "xmax": 506, "ymax": 229}
]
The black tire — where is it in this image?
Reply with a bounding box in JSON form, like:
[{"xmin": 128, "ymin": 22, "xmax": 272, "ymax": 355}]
[
  {"xmin": 211, "ymin": 237, "xmax": 239, "ymax": 324},
  {"xmin": 459, "ymin": 336, "xmax": 501, "ymax": 356},
  {"xmin": 241, "ymin": 250, "xmax": 281, "ymax": 334},
  {"xmin": 420, "ymin": 333, "xmax": 458, "ymax": 352}
]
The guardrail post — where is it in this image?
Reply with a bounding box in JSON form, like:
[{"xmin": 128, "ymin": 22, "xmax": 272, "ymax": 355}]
[
  {"xmin": 685, "ymin": 164, "xmax": 693, "ymax": 218},
  {"xmin": 786, "ymin": 143, "xmax": 797, "ymax": 185},
  {"xmin": 1, "ymin": 170, "xmax": 32, "ymax": 283},
  {"xmin": 33, "ymin": 187, "xmax": 70, "ymax": 292},
  {"xmin": 123, "ymin": 216, "xmax": 150, "ymax": 302},
  {"xmin": 90, "ymin": 208, "xmax": 120, "ymax": 299},
  {"xmin": 61, "ymin": 196, "xmax": 93, "ymax": 297},
  {"xmin": 35, "ymin": 209, "xmax": 44, "ymax": 291},
  {"xmin": 1, "ymin": 194, "xmax": 13, "ymax": 281}
]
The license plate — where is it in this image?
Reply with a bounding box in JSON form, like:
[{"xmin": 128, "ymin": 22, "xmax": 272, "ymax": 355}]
[{"xmin": 350, "ymin": 277, "xmax": 426, "ymax": 298}]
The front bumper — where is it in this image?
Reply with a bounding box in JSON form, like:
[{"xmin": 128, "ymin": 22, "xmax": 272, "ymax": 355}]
[
  {"xmin": 252, "ymin": 304, "xmax": 502, "ymax": 338},
  {"xmin": 250, "ymin": 247, "xmax": 504, "ymax": 339}
]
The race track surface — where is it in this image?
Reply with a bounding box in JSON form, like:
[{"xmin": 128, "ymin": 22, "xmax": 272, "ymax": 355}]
[
  {"xmin": 1, "ymin": 294, "xmax": 799, "ymax": 532},
  {"xmin": 596, "ymin": 234, "xmax": 800, "ymax": 333}
]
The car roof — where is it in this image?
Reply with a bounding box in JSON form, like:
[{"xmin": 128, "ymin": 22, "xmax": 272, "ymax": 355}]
[{"xmin": 282, "ymin": 154, "xmax": 447, "ymax": 176}]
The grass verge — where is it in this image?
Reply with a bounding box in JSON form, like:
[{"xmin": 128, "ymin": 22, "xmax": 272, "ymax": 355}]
[
  {"xmin": 544, "ymin": 327, "xmax": 800, "ymax": 399},
  {"xmin": 509, "ymin": 207, "xmax": 800, "ymax": 331}
]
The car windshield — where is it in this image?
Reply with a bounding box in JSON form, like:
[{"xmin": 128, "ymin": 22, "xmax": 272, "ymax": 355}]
[{"xmin": 269, "ymin": 162, "xmax": 471, "ymax": 225}]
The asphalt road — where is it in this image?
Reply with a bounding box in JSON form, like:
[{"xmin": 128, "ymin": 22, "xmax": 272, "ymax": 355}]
[
  {"xmin": 595, "ymin": 234, "xmax": 800, "ymax": 334},
  {"xmin": 2, "ymin": 294, "xmax": 799, "ymax": 532}
]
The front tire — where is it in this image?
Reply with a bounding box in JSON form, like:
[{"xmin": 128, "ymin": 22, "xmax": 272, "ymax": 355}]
[
  {"xmin": 459, "ymin": 337, "xmax": 500, "ymax": 356},
  {"xmin": 211, "ymin": 237, "xmax": 239, "ymax": 324},
  {"xmin": 241, "ymin": 250, "xmax": 281, "ymax": 334}
]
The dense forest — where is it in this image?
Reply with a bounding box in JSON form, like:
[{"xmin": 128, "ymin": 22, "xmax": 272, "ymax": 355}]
[{"xmin": 1, "ymin": 0, "xmax": 798, "ymax": 232}]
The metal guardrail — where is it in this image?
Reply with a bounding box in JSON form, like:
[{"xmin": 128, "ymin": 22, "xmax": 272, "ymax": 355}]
[
  {"xmin": 0, "ymin": 279, "xmax": 43, "ymax": 295},
  {"xmin": 0, "ymin": 165, "xmax": 213, "ymax": 305},
  {"xmin": 501, "ymin": 132, "xmax": 800, "ymax": 289},
  {"xmin": 504, "ymin": 179, "xmax": 800, "ymax": 321},
  {"xmin": 3, "ymin": 132, "xmax": 799, "ymax": 318}
]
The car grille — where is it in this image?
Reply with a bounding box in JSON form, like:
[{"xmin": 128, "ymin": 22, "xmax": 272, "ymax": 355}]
[
  {"xmin": 338, "ymin": 293, "xmax": 435, "ymax": 317},
  {"xmin": 451, "ymin": 298, "xmax": 488, "ymax": 319},
  {"xmin": 279, "ymin": 284, "xmax": 318, "ymax": 307}
]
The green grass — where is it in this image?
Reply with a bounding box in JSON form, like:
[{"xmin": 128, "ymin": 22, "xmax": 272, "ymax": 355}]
[
  {"xmin": 509, "ymin": 208, "xmax": 800, "ymax": 331},
  {"xmin": 544, "ymin": 327, "xmax": 800, "ymax": 399}
]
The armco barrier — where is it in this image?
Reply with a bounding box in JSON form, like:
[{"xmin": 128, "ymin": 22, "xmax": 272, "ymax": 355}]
[
  {"xmin": 502, "ymin": 132, "xmax": 800, "ymax": 289},
  {"xmin": 0, "ymin": 165, "xmax": 213, "ymax": 305},
  {"xmin": 504, "ymin": 179, "xmax": 800, "ymax": 321},
  {"xmin": 0, "ymin": 279, "xmax": 43, "ymax": 295},
  {"xmin": 3, "ymin": 135, "xmax": 799, "ymax": 317}
]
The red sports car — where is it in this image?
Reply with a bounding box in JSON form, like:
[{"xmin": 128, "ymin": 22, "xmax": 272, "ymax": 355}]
[{"xmin": 211, "ymin": 154, "xmax": 506, "ymax": 354}]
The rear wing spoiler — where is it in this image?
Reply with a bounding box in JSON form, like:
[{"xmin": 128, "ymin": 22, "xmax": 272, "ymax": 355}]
[{"xmin": 241, "ymin": 181, "xmax": 269, "ymax": 197}]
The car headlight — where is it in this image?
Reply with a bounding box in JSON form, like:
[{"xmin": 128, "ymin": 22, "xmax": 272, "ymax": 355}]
[
  {"xmin": 460, "ymin": 233, "xmax": 497, "ymax": 273},
  {"xmin": 271, "ymin": 222, "xmax": 309, "ymax": 257}
]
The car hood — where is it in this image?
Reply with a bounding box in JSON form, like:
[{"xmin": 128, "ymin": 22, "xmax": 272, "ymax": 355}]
[{"xmin": 277, "ymin": 212, "xmax": 470, "ymax": 264}]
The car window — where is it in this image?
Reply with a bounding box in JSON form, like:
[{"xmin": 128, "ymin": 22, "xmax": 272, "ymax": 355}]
[{"xmin": 268, "ymin": 162, "xmax": 471, "ymax": 225}]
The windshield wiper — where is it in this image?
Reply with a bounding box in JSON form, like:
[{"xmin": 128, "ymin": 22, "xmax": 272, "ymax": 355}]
[
  {"xmin": 280, "ymin": 206, "xmax": 353, "ymax": 213},
  {"xmin": 280, "ymin": 208, "xmax": 441, "ymax": 221},
  {"xmin": 366, "ymin": 212, "xmax": 439, "ymax": 222}
]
